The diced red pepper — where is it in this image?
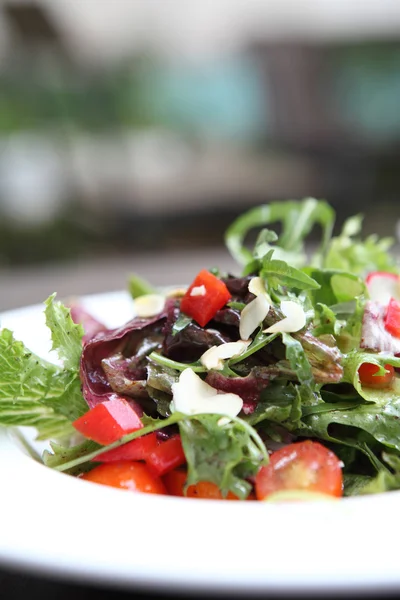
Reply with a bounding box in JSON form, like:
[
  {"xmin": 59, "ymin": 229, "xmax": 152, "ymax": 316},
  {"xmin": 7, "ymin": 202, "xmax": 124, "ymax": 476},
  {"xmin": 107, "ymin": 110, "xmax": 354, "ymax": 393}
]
[
  {"xmin": 73, "ymin": 397, "xmax": 143, "ymax": 445},
  {"xmin": 146, "ymin": 435, "xmax": 186, "ymax": 477},
  {"xmin": 180, "ymin": 269, "xmax": 231, "ymax": 327},
  {"xmin": 385, "ymin": 297, "xmax": 400, "ymax": 338},
  {"xmin": 95, "ymin": 432, "xmax": 158, "ymax": 462}
]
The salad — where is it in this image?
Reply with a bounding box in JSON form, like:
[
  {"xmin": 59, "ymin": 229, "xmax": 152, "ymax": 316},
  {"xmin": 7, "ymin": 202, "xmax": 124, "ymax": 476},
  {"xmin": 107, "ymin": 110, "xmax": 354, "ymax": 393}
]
[{"xmin": 2, "ymin": 197, "xmax": 400, "ymax": 501}]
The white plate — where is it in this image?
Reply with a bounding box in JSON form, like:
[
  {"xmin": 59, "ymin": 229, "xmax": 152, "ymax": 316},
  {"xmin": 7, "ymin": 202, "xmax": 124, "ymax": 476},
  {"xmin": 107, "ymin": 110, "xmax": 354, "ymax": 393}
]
[{"xmin": 1, "ymin": 291, "xmax": 400, "ymax": 597}]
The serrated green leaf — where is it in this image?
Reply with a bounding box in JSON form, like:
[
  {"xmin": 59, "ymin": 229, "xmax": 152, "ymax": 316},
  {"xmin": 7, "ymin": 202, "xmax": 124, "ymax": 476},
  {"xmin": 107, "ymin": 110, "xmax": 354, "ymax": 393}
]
[
  {"xmin": 0, "ymin": 328, "xmax": 79, "ymax": 440},
  {"xmin": 44, "ymin": 293, "xmax": 84, "ymax": 371}
]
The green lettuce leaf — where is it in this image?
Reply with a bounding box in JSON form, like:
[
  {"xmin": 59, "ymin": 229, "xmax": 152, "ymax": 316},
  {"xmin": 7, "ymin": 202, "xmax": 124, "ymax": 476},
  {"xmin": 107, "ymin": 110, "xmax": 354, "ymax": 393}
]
[
  {"xmin": 359, "ymin": 452, "xmax": 400, "ymax": 494},
  {"xmin": 343, "ymin": 350, "xmax": 400, "ymax": 403},
  {"xmin": 45, "ymin": 293, "xmax": 84, "ymax": 371},
  {"xmin": 0, "ymin": 328, "xmax": 79, "ymax": 440},
  {"xmin": 128, "ymin": 273, "xmax": 156, "ymax": 299},
  {"xmin": 0, "ymin": 295, "xmax": 87, "ymax": 441},
  {"xmin": 323, "ymin": 213, "xmax": 399, "ymax": 275}
]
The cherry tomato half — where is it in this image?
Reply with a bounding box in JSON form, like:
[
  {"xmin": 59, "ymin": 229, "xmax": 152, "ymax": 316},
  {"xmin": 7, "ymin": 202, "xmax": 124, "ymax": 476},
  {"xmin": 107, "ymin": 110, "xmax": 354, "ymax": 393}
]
[
  {"xmin": 162, "ymin": 468, "xmax": 255, "ymax": 500},
  {"xmin": 254, "ymin": 440, "xmax": 343, "ymax": 500},
  {"xmin": 358, "ymin": 362, "xmax": 395, "ymax": 389},
  {"xmin": 80, "ymin": 460, "xmax": 167, "ymax": 495}
]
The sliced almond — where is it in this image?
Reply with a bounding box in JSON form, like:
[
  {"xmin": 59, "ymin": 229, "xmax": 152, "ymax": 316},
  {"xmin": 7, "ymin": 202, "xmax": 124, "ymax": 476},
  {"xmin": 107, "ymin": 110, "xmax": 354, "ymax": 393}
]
[
  {"xmin": 200, "ymin": 340, "xmax": 251, "ymax": 370},
  {"xmin": 171, "ymin": 368, "xmax": 243, "ymax": 417},
  {"xmin": 263, "ymin": 300, "xmax": 306, "ymax": 334},
  {"xmin": 166, "ymin": 287, "xmax": 187, "ymax": 298},
  {"xmin": 239, "ymin": 294, "xmax": 270, "ymax": 340},
  {"xmin": 248, "ymin": 276, "xmax": 272, "ymax": 303},
  {"xmin": 134, "ymin": 293, "xmax": 165, "ymax": 317}
]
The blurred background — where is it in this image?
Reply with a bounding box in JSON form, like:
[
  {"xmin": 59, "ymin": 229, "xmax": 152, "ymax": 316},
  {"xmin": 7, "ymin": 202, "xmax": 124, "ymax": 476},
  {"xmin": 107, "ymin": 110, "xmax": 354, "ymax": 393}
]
[{"xmin": 1, "ymin": 0, "xmax": 400, "ymax": 310}]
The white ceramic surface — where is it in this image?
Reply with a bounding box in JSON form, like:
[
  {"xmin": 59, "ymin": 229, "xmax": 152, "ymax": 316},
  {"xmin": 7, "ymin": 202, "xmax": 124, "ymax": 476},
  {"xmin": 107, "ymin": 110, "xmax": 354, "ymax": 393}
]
[{"xmin": 1, "ymin": 291, "xmax": 400, "ymax": 597}]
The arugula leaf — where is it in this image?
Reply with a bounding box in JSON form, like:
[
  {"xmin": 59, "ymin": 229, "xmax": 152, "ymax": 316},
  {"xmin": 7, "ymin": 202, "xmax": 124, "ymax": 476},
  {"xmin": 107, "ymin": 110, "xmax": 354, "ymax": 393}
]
[
  {"xmin": 225, "ymin": 197, "xmax": 335, "ymax": 269},
  {"xmin": 299, "ymin": 397, "xmax": 400, "ymax": 457},
  {"xmin": 281, "ymin": 332, "xmax": 318, "ymax": 406},
  {"xmin": 245, "ymin": 381, "xmax": 302, "ymax": 429},
  {"xmin": 43, "ymin": 438, "xmax": 101, "ymax": 475},
  {"xmin": 260, "ymin": 257, "xmax": 320, "ymax": 292},
  {"xmin": 178, "ymin": 414, "xmax": 268, "ymax": 499}
]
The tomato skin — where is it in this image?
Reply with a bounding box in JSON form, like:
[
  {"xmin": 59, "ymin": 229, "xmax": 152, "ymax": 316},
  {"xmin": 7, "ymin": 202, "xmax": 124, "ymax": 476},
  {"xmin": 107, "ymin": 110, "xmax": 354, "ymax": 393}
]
[
  {"xmin": 358, "ymin": 362, "xmax": 395, "ymax": 388},
  {"xmin": 180, "ymin": 269, "xmax": 231, "ymax": 327},
  {"xmin": 162, "ymin": 468, "xmax": 255, "ymax": 500},
  {"xmin": 73, "ymin": 397, "xmax": 143, "ymax": 445},
  {"xmin": 81, "ymin": 461, "xmax": 167, "ymax": 495},
  {"xmin": 385, "ymin": 297, "xmax": 400, "ymax": 338},
  {"xmin": 254, "ymin": 440, "xmax": 343, "ymax": 500}
]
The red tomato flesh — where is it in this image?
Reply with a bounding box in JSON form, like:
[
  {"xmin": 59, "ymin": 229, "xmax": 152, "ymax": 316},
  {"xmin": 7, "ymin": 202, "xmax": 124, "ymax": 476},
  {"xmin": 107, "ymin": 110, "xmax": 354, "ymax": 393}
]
[
  {"xmin": 254, "ymin": 440, "xmax": 343, "ymax": 500},
  {"xmin": 162, "ymin": 468, "xmax": 255, "ymax": 500},
  {"xmin": 95, "ymin": 432, "xmax": 158, "ymax": 462},
  {"xmin": 180, "ymin": 269, "xmax": 231, "ymax": 327},
  {"xmin": 73, "ymin": 397, "xmax": 143, "ymax": 445},
  {"xmin": 358, "ymin": 362, "xmax": 395, "ymax": 388},
  {"xmin": 385, "ymin": 297, "xmax": 400, "ymax": 338},
  {"xmin": 81, "ymin": 461, "xmax": 167, "ymax": 494}
]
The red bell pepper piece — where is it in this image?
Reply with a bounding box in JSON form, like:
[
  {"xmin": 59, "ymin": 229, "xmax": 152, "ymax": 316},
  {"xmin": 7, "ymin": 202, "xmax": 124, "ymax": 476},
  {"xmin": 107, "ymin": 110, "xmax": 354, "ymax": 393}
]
[
  {"xmin": 180, "ymin": 269, "xmax": 231, "ymax": 327},
  {"xmin": 73, "ymin": 397, "xmax": 143, "ymax": 445},
  {"xmin": 146, "ymin": 435, "xmax": 187, "ymax": 477},
  {"xmin": 95, "ymin": 432, "xmax": 158, "ymax": 462},
  {"xmin": 384, "ymin": 297, "xmax": 400, "ymax": 338}
]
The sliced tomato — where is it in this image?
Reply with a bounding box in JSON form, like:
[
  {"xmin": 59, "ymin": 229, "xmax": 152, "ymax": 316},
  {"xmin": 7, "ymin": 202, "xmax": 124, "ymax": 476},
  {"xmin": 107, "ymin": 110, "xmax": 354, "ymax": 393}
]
[
  {"xmin": 146, "ymin": 435, "xmax": 186, "ymax": 477},
  {"xmin": 162, "ymin": 467, "xmax": 188, "ymax": 496},
  {"xmin": 180, "ymin": 269, "xmax": 231, "ymax": 327},
  {"xmin": 254, "ymin": 440, "xmax": 343, "ymax": 500},
  {"xmin": 80, "ymin": 461, "xmax": 166, "ymax": 494},
  {"xmin": 385, "ymin": 297, "xmax": 400, "ymax": 338},
  {"xmin": 73, "ymin": 397, "xmax": 143, "ymax": 445},
  {"xmin": 95, "ymin": 432, "xmax": 158, "ymax": 462},
  {"xmin": 358, "ymin": 362, "xmax": 395, "ymax": 388},
  {"xmin": 162, "ymin": 468, "xmax": 255, "ymax": 500}
]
